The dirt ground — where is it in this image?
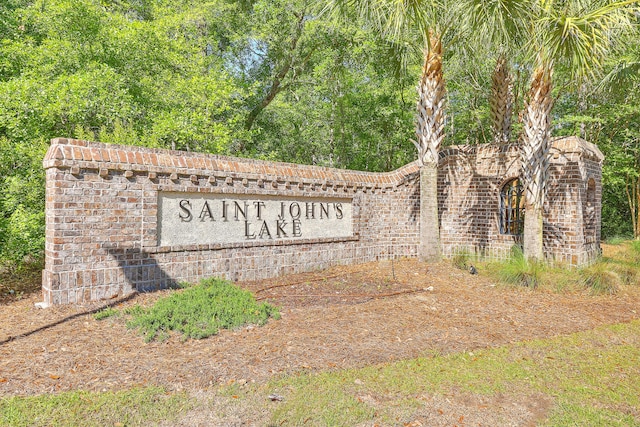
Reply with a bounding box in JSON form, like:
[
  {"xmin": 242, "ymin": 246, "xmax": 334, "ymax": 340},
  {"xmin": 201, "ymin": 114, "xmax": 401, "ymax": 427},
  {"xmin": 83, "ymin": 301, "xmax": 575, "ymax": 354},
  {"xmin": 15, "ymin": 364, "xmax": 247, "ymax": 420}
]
[{"xmin": 1, "ymin": 248, "xmax": 639, "ymax": 404}]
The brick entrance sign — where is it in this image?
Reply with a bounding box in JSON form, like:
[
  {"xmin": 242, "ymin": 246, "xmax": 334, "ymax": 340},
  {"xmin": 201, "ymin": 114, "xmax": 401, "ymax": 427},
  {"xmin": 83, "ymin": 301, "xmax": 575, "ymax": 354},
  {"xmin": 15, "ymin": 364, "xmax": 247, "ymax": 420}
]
[
  {"xmin": 41, "ymin": 138, "xmax": 421, "ymax": 305},
  {"xmin": 41, "ymin": 136, "xmax": 602, "ymax": 305}
]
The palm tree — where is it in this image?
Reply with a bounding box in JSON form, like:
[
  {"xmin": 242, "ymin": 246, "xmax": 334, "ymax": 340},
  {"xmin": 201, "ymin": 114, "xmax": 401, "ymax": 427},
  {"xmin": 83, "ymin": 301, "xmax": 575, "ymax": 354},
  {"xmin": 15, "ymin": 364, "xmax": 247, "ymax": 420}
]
[
  {"xmin": 323, "ymin": 0, "xmax": 452, "ymax": 261},
  {"xmin": 457, "ymin": 0, "xmax": 532, "ymax": 145},
  {"xmin": 521, "ymin": 0, "xmax": 637, "ymax": 260}
]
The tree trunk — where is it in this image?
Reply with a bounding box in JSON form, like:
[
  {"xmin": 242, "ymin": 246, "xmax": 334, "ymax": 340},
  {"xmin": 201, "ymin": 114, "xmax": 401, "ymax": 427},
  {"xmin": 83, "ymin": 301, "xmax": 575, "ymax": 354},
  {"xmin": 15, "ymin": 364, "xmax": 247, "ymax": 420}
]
[
  {"xmin": 415, "ymin": 33, "xmax": 445, "ymax": 261},
  {"xmin": 419, "ymin": 164, "xmax": 441, "ymax": 262},
  {"xmin": 490, "ymin": 54, "xmax": 513, "ymax": 144},
  {"xmin": 521, "ymin": 63, "xmax": 553, "ymax": 261},
  {"xmin": 244, "ymin": 12, "xmax": 306, "ymax": 131},
  {"xmin": 626, "ymin": 174, "xmax": 640, "ymax": 239},
  {"xmin": 523, "ymin": 203, "xmax": 544, "ymax": 260},
  {"xmin": 414, "ymin": 32, "xmax": 446, "ymax": 165}
]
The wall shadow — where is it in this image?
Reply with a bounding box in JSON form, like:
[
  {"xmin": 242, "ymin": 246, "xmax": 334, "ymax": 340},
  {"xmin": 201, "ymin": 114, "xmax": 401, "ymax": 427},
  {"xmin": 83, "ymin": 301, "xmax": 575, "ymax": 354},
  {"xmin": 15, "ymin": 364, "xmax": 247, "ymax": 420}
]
[
  {"xmin": 439, "ymin": 144, "xmax": 522, "ymax": 257},
  {"xmin": 1, "ymin": 247, "xmax": 179, "ymax": 346},
  {"xmin": 105, "ymin": 246, "xmax": 179, "ymax": 292}
]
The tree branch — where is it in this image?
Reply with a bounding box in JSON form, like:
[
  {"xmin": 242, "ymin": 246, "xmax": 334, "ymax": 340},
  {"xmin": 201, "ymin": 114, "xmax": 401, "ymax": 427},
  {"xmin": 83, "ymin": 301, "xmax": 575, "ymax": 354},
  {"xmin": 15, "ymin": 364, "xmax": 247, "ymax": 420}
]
[{"xmin": 245, "ymin": 11, "xmax": 306, "ymax": 131}]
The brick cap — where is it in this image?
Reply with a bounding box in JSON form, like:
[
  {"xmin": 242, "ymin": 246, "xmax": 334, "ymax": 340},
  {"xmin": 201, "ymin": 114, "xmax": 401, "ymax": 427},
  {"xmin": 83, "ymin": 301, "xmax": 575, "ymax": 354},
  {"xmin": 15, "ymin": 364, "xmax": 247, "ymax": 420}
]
[
  {"xmin": 44, "ymin": 138, "xmax": 420, "ymax": 187},
  {"xmin": 438, "ymin": 136, "xmax": 603, "ymax": 162},
  {"xmin": 550, "ymin": 136, "xmax": 604, "ymax": 161}
]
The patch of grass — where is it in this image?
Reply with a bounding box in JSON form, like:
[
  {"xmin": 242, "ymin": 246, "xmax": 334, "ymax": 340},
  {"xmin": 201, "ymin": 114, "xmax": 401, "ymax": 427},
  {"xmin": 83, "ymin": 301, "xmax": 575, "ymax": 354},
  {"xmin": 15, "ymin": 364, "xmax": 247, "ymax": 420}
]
[
  {"xmin": 580, "ymin": 262, "xmax": 621, "ymax": 294},
  {"xmin": 490, "ymin": 246, "xmax": 546, "ymax": 288},
  {"xmin": 0, "ymin": 387, "xmax": 191, "ymax": 427},
  {"xmin": 93, "ymin": 306, "xmax": 119, "ymax": 320},
  {"xmin": 451, "ymin": 248, "xmax": 473, "ymax": 270},
  {"xmin": 269, "ymin": 377, "xmax": 375, "ymax": 426},
  {"xmin": 605, "ymin": 236, "xmax": 630, "ymax": 245},
  {"xmin": 126, "ymin": 277, "xmax": 280, "ymax": 342},
  {"xmin": 483, "ymin": 240, "xmax": 640, "ymax": 294},
  {"xmin": 253, "ymin": 320, "xmax": 640, "ymax": 426}
]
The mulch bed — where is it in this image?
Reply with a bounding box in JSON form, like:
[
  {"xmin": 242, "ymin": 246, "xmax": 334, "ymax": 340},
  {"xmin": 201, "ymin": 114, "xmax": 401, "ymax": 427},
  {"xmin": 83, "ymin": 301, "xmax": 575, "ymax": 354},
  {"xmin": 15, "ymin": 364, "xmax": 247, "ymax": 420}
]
[{"xmin": 1, "ymin": 256, "xmax": 639, "ymax": 397}]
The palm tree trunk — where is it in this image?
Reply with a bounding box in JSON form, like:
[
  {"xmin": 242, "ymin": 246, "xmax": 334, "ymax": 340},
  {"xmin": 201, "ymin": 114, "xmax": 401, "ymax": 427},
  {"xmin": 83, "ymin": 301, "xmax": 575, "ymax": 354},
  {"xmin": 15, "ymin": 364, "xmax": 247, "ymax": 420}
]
[
  {"xmin": 522, "ymin": 63, "xmax": 554, "ymax": 260},
  {"xmin": 416, "ymin": 33, "xmax": 445, "ymax": 262},
  {"xmin": 490, "ymin": 54, "xmax": 513, "ymax": 144},
  {"xmin": 414, "ymin": 33, "xmax": 446, "ymax": 166}
]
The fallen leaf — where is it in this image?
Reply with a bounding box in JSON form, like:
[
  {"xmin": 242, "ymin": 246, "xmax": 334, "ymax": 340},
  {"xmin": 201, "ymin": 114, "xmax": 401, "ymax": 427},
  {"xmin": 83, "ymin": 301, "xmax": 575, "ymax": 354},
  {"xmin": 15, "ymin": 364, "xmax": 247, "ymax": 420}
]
[
  {"xmin": 0, "ymin": 378, "xmax": 7, "ymax": 383},
  {"xmin": 48, "ymin": 374, "xmax": 60, "ymax": 380}
]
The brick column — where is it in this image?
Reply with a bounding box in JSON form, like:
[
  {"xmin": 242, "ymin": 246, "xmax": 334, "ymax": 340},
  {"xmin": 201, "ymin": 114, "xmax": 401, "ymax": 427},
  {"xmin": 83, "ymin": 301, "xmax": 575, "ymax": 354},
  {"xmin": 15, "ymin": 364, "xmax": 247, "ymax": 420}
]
[{"xmin": 419, "ymin": 164, "xmax": 441, "ymax": 262}]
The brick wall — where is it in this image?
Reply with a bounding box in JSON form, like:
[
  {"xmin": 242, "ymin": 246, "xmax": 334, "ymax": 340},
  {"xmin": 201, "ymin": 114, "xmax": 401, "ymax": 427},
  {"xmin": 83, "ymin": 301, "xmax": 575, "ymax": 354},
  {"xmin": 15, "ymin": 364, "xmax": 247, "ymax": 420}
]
[
  {"xmin": 42, "ymin": 138, "xmax": 421, "ymax": 305},
  {"xmin": 544, "ymin": 137, "xmax": 603, "ymax": 265},
  {"xmin": 42, "ymin": 136, "xmax": 602, "ymax": 305},
  {"xmin": 437, "ymin": 137, "xmax": 603, "ymax": 264}
]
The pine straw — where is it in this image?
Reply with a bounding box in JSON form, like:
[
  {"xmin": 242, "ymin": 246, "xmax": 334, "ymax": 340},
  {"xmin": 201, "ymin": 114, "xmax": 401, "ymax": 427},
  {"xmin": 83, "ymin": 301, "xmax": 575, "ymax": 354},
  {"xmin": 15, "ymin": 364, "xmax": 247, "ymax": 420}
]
[{"xmin": 1, "ymin": 258, "xmax": 639, "ymax": 396}]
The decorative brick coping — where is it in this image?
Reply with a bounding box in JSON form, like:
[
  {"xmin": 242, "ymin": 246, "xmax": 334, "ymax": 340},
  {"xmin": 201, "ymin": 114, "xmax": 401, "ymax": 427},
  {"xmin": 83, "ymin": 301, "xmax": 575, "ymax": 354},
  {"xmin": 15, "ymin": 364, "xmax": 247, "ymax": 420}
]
[
  {"xmin": 44, "ymin": 137, "xmax": 601, "ymax": 187},
  {"xmin": 438, "ymin": 136, "xmax": 604, "ymax": 163},
  {"xmin": 44, "ymin": 138, "xmax": 420, "ymax": 190}
]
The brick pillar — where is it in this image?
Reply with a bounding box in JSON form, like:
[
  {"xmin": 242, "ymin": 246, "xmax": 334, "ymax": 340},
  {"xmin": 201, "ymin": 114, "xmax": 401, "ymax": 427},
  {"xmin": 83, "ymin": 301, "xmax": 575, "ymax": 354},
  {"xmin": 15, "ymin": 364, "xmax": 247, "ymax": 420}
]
[{"xmin": 419, "ymin": 164, "xmax": 441, "ymax": 262}]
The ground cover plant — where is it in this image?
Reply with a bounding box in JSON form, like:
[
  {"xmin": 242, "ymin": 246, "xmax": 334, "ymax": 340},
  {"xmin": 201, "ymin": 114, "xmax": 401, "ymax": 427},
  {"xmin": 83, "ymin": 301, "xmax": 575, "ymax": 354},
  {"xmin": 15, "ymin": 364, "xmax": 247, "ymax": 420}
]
[{"xmin": 116, "ymin": 277, "xmax": 280, "ymax": 342}]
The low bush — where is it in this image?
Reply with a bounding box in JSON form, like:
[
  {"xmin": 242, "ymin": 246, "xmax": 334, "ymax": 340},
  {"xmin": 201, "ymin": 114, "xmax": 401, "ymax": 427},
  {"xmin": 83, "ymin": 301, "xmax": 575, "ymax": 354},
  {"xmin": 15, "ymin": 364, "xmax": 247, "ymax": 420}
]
[
  {"xmin": 579, "ymin": 262, "xmax": 621, "ymax": 294},
  {"xmin": 483, "ymin": 241, "xmax": 640, "ymax": 293},
  {"xmin": 93, "ymin": 307, "xmax": 119, "ymax": 320},
  {"xmin": 493, "ymin": 246, "xmax": 546, "ymax": 288},
  {"xmin": 127, "ymin": 278, "xmax": 280, "ymax": 342}
]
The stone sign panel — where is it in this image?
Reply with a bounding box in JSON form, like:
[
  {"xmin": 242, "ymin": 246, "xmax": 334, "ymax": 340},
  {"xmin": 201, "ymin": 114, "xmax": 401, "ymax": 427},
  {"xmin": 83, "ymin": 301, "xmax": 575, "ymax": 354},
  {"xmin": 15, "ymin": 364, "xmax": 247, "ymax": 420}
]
[{"xmin": 158, "ymin": 192, "xmax": 353, "ymax": 247}]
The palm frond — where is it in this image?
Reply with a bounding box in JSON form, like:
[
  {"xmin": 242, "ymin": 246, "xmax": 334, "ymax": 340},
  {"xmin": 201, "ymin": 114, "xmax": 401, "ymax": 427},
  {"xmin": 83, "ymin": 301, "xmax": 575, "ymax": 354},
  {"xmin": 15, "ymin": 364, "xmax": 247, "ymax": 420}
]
[
  {"xmin": 599, "ymin": 46, "xmax": 640, "ymax": 90},
  {"xmin": 457, "ymin": 0, "xmax": 534, "ymax": 46},
  {"xmin": 533, "ymin": 0, "xmax": 637, "ymax": 78}
]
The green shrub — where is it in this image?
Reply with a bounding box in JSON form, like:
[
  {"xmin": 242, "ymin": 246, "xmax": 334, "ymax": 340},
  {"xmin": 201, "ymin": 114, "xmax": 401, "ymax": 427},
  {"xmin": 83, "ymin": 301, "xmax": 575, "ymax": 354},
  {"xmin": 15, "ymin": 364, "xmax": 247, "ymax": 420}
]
[
  {"xmin": 579, "ymin": 262, "xmax": 620, "ymax": 294},
  {"xmin": 496, "ymin": 247, "xmax": 545, "ymax": 288},
  {"xmin": 127, "ymin": 278, "xmax": 280, "ymax": 342},
  {"xmin": 93, "ymin": 306, "xmax": 119, "ymax": 320}
]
